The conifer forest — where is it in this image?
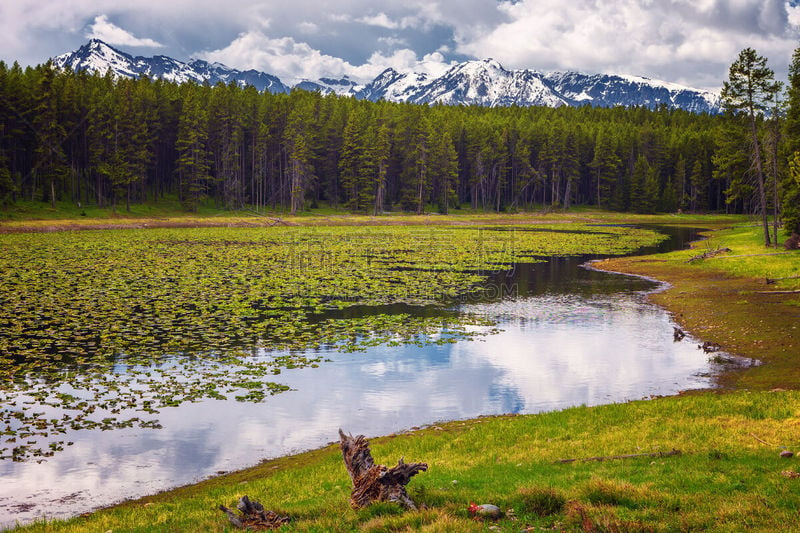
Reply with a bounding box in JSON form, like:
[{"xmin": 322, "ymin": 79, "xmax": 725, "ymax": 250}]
[{"xmin": 1, "ymin": 51, "xmax": 799, "ymax": 238}]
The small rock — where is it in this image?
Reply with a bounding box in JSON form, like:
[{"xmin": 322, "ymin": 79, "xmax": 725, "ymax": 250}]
[
  {"xmin": 780, "ymin": 450, "xmax": 794, "ymax": 458},
  {"xmin": 468, "ymin": 502, "xmax": 502, "ymax": 519}
]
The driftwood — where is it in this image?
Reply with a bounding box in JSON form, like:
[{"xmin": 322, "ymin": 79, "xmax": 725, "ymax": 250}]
[
  {"xmin": 339, "ymin": 429, "xmax": 428, "ymax": 510},
  {"xmin": 219, "ymin": 495, "xmax": 290, "ymax": 530},
  {"xmin": 686, "ymin": 247, "xmax": 731, "ymax": 263},
  {"xmin": 756, "ymin": 290, "xmax": 800, "ymax": 294},
  {"xmin": 711, "ymin": 251, "xmax": 793, "ymax": 259},
  {"xmin": 699, "ymin": 341, "xmax": 722, "ymax": 353},
  {"xmin": 556, "ymin": 449, "xmax": 681, "ymax": 464},
  {"xmin": 766, "ymin": 275, "xmax": 800, "ymax": 284}
]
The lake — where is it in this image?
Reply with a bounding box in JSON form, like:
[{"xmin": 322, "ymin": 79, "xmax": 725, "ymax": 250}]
[{"xmin": 0, "ymin": 226, "xmax": 732, "ymax": 529}]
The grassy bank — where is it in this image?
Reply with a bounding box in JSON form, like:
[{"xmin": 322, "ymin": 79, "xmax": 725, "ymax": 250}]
[
  {"xmin": 7, "ymin": 212, "xmax": 800, "ymax": 532},
  {"xmin": 0, "ymin": 203, "xmax": 748, "ymax": 233},
  {"xmin": 595, "ymin": 223, "xmax": 800, "ymax": 390},
  {"xmin": 16, "ymin": 391, "xmax": 800, "ymax": 532}
]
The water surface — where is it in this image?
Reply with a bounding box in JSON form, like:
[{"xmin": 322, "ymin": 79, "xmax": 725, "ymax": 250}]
[{"xmin": 0, "ymin": 227, "xmax": 725, "ymax": 529}]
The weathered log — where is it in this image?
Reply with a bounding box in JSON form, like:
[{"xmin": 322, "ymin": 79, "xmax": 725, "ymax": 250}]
[
  {"xmin": 699, "ymin": 341, "xmax": 722, "ymax": 353},
  {"xmin": 555, "ymin": 449, "xmax": 681, "ymax": 464},
  {"xmin": 766, "ymin": 275, "xmax": 800, "ymax": 284},
  {"xmin": 339, "ymin": 429, "xmax": 428, "ymax": 510},
  {"xmin": 686, "ymin": 247, "xmax": 731, "ymax": 263},
  {"xmin": 756, "ymin": 290, "xmax": 800, "ymax": 294},
  {"xmin": 219, "ymin": 495, "xmax": 290, "ymax": 530}
]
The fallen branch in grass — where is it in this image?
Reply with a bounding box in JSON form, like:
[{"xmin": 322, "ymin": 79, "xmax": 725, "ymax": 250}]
[
  {"xmin": 755, "ymin": 290, "xmax": 800, "ymax": 294},
  {"xmin": 766, "ymin": 275, "xmax": 800, "ymax": 284},
  {"xmin": 219, "ymin": 495, "xmax": 290, "ymax": 529},
  {"xmin": 686, "ymin": 248, "xmax": 731, "ymax": 262},
  {"xmin": 709, "ymin": 251, "xmax": 793, "ymax": 259},
  {"xmin": 750, "ymin": 433, "xmax": 774, "ymax": 446},
  {"xmin": 555, "ymin": 449, "xmax": 681, "ymax": 464},
  {"xmin": 339, "ymin": 429, "xmax": 428, "ymax": 510}
]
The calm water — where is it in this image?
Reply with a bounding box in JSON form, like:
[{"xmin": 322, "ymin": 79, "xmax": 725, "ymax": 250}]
[{"xmin": 0, "ymin": 227, "xmax": 732, "ymax": 529}]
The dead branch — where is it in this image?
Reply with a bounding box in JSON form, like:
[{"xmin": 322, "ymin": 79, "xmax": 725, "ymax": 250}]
[
  {"xmin": 710, "ymin": 251, "xmax": 793, "ymax": 259},
  {"xmin": 686, "ymin": 247, "xmax": 731, "ymax": 262},
  {"xmin": 219, "ymin": 495, "xmax": 290, "ymax": 530},
  {"xmin": 755, "ymin": 290, "xmax": 800, "ymax": 294},
  {"xmin": 750, "ymin": 433, "xmax": 773, "ymax": 446},
  {"xmin": 766, "ymin": 275, "xmax": 800, "ymax": 284},
  {"xmin": 339, "ymin": 429, "xmax": 428, "ymax": 510},
  {"xmin": 555, "ymin": 449, "xmax": 681, "ymax": 464}
]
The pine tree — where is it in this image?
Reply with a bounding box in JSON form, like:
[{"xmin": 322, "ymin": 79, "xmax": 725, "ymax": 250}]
[
  {"xmin": 283, "ymin": 95, "xmax": 317, "ymax": 214},
  {"xmin": 175, "ymin": 89, "xmax": 212, "ymax": 211},
  {"xmin": 786, "ymin": 47, "xmax": 800, "ymax": 155},
  {"xmin": 786, "ymin": 153, "xmax": 800, "ymax": 234},
  {"xmin": 589, "ymin": 128, "xmax": 620, "ymax": 208},
  {"xmin": 689, "ymin": 160, "xmax": 708, "ymax": 212},
  {"xmin": 428, "ymin": 120, "xmax": 458, "ymax": 214},
  {"xmin": 721, "ymin": 48, "xmax": 776, "ymax": 245},
  {"xmin": 339, "ymin": 107, "xmax": 366, "ymax": 211},
  {"xmin": 369, "ymin": 121, "xmax": 391, "ymax": 215},
  {"xmin": 33, "ymin": 63, "xmax": 67, "ymax": 207},
  {"xmin": 784, "ymin": 47, "xmax": 800, "ymax": 235}
]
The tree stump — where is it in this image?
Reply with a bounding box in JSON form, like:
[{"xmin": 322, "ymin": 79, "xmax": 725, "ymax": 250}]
[
  {"xmin": 219, "ymin": 495, "xmax": 290, "ymax": 530},
  {"xmin": 339, "ymin": 429, "xmax": 428, "ymax": 510}
]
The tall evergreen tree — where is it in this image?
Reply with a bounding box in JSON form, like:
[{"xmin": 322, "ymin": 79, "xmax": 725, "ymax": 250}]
[
  {"xmin": 175, "ymin": 89, "xmax": 211, "ymax": 211},
  {"xmin": 33, "ymin": 63, "xmax": 67, "ymax": 207},
  {"xmin": 428, "ymin": 120, "xmax": 458, "ymax": 214},
  {"xmin": 720, "ymin": 48, "xmax": 776, "ymax": 245},
  {"xmin": 369, "ymin": 121, "xmax": 391, "ymax": 215},
  {"xmin": 589, "ymin": 129, "xmax": 620, "ymax": 208},
  {"xmin": 783, "ymin": 47, "xmax": 800, "ymax": 236}
]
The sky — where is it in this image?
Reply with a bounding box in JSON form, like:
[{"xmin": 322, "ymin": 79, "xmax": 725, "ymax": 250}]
[{"xmin": 2, "ymin": 0, "xmax": 800, "ymax": 90}]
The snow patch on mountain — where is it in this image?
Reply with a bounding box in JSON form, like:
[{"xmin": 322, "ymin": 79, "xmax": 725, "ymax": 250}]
[
  {"xmin": 52, "ymin": 40, "xmax": 720, "ymax": 113},
  {"xmin": 54, "ymin": 39, "xmax": 289, "ymax": 93}
]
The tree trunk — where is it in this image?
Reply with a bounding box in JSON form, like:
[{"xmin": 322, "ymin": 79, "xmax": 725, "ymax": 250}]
[
  {"xmin": 749, "ymin": 113, "xmax": 771, "ymax": 246},
  {"xmin": 339, "ymin": 429, "xmax": 427, "ymax": 510}
]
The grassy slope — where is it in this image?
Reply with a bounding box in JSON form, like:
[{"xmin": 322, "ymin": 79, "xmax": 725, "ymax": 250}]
[
  {"xmin": 17, "ymin": 392, "xmax": 800, "ymax": 532},
  {"xmin": 596, "ymin": 223, "xmax": 800, "ymax": 390},
  {"xmin": 6, "ymin": 209, "xmax": 800, "ymax": 532}
]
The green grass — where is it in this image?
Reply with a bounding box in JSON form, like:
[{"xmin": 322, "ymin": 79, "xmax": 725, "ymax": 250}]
[
  {"xmin": 4, "ymin": 212, "xmax": 798, "ymax": 532},
  {"xmin": 683, "ymin": 224, "xmax": 800, "ymax": 289},
  {"xmin": 13, "ymin": 391, "xmax": 800, "ymax": 532},
  {"xmin": 597, "ymin": 222, "xmax": 800, "ymax": 389}
]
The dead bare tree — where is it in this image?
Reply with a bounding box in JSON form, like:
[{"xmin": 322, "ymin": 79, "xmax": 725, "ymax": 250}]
[{"xmin": 339, "ymin": 429, "xmax": 428, "ymax": 510}]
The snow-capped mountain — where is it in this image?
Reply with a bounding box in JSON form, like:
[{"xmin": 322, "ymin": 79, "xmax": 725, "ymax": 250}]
[
  {"xmin": 366, "ymin": 59, "xmax": 567, "ymax": 108},
  {"xmin": 294, "ymin": 76, "xmax": 361, "ymax": 96},
  {"xmin": 356, "ymin": 59, "xmax": 719, "ymax": 113},
  {"xmin": 541, "ymin": 71, "xmax": 719, "ymax": 114},
  {"xmin": 53, "ymin": 39, "xmax": 289, "ymax": 93},
  {"xmin": 53, "ymin": 40, "xmax": 720, "ymax": 113}
]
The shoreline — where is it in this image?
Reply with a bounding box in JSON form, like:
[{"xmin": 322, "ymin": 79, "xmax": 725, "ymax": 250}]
[
  {"xmin": 592, "ymin": 227, "xmax": 800, "ymax": 390},
  {"xmin": 7, "ymin": 215, "xmax": 800, "ymax": 532}
]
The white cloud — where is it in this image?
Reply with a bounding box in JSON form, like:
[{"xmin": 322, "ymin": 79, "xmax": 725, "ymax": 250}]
[
  {"xmin": 198, "ymin": 30, "xmax": 451, "ymax": 83},
  {"xmin": 297, "ymin": 21, "xmax": 318, "ymax": 34},
  {"xmin": 378, "ymin": 36, "xmax": 409, "ymax": 48},
  {"xmin": 86, "ymin": 15, "xmax": 163, "ymax": 47},
  {"xmin": 2, "ymin": 0, "xmax": 799, "ymax": 90},
  {"xmin": 357, "ymin": 13, "xmax": 399, "ymax": 30},
  {"xmin": 455, "ymin": 0, "xmax": 800, "ymax": 89}
]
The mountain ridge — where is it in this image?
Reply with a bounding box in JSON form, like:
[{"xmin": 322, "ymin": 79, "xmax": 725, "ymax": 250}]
[{"xmin": 53, "ymin": 39, "xmax": 720, "ymax": 113}]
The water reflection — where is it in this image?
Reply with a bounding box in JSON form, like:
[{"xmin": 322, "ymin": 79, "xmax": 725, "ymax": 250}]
[{"xmin": 0, "ymin": 229, "xmax": 722, "ymax": 528}]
